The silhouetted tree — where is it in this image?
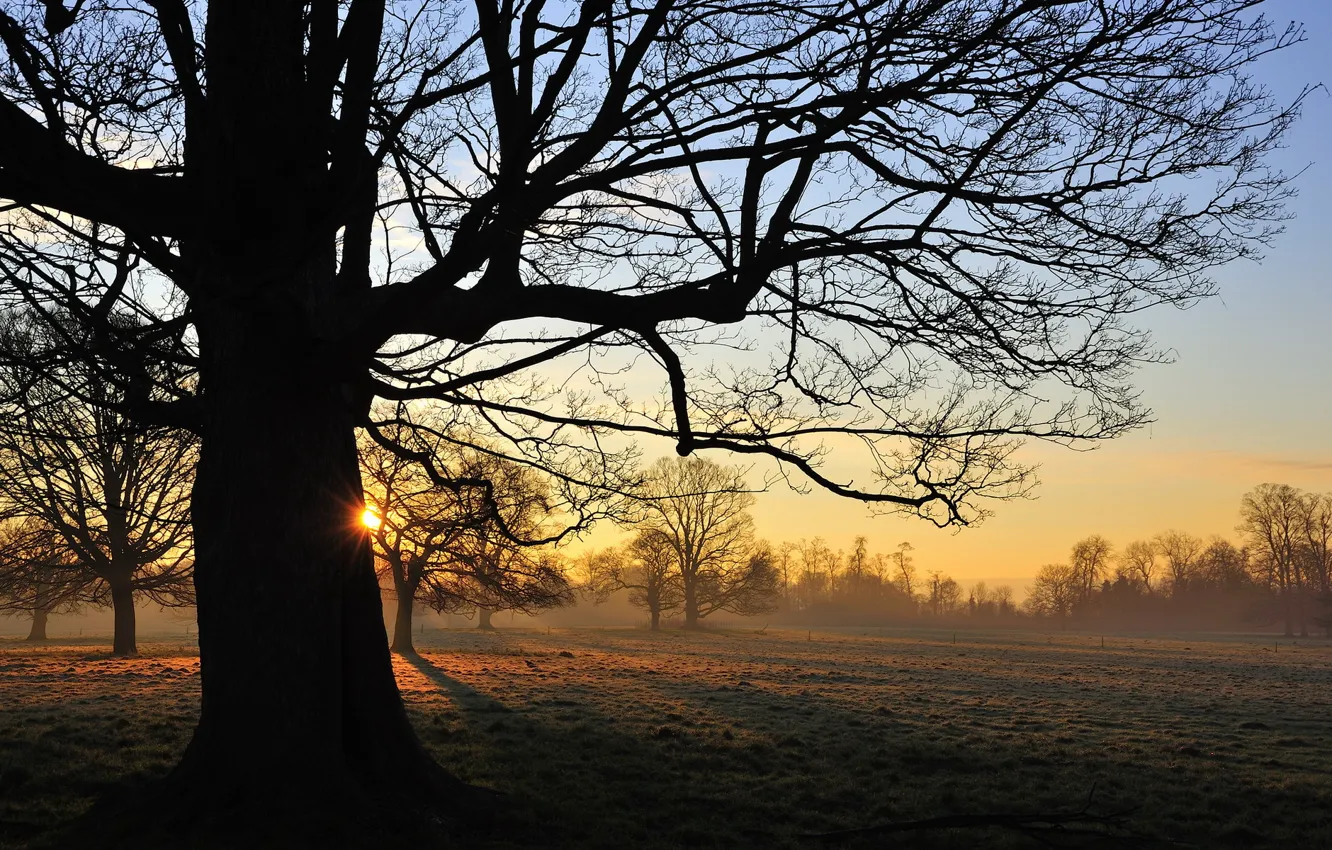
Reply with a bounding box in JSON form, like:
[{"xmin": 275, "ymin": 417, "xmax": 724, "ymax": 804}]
[
  {"xmin": 1070, "ymin": 536, "xmax": 1113, "ymax": 605},
  {"xmin": 891, "ymin": 542, "xmax": 917, "ymax": 600},
  {"xmin": 362, "ymin": 428, "xmax": 573, "ymax": 648},
  {"xmin": 0, "ymin": 0, "xmax": 1304, "ymax": 830},
  {"xmin": 1119, "ymin": 540, "xmax": 1159, "ymax": 593},
  {"xmin": 0, "ymin": 517, "xmax": 87, "ymax": 639},
  {"xmin": 1240, "ymin": 484, "xmax": 1306, "ymax": 635},
  {"xmin": 1026, "ymin": 563, "xmax": 1079, "ymax": 626},
  {"xmin": 583, "ymin": 529, "xmax": 686, "ymax": 630},
  {"xmin": 925, "ymin": 570, "xmax": 962, "ymax": 617},
  {"xmin": 0, "ymin": 318, "xmax": 194, "ymax": 655},
  {"xmin": 1155, "ymin": 530, "xmax": 1203, "ymax": 597},
  {"xmin": 1296, "ymin": 492, "xmax": 1331, "ymax": 633},
  {"xmin": 639, "ymin": 457, "xmax": 776, "ymax": 627},
  {"xmin": 361, "ymin": 429, "xmax": 473, "ymax": 653}
]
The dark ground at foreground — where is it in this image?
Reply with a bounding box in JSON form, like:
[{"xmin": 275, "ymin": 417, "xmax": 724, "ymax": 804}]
[{"xmin": 1, "ymin": 627, "xmax": 1329, "ymax": 848}]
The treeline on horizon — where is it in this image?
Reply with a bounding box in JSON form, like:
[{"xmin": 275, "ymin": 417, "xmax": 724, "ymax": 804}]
[
  {"xmin": 2, "ymin": 344, "xmax": 1329, "ymax": 649},
  {"xmin": 579, "ymin": 484, "xmax": 1331, "ymax": 637}
]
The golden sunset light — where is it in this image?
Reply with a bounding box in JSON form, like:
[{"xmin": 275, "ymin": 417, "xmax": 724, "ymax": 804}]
[{"xmin": 2, "ymin": 0, "xmax": 1329, "ymax": 847}]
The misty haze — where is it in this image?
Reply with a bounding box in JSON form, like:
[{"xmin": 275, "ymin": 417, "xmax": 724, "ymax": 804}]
[{"xmin": 1, "ymin": 0, "xmax": 1330, "ymax": 848}]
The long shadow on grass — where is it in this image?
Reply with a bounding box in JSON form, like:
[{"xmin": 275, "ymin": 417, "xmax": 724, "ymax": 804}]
[{"xmin": 403, "ymin": 652, "xmax": 810, "ymax": 850}]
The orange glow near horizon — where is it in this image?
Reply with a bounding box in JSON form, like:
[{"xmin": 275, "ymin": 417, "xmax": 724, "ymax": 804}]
[{"xmin": 361, "ymin": 508, "xmax": 382, "ymax": 530}]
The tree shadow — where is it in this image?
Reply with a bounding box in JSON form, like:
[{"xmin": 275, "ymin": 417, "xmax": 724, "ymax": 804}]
[
  {"xmin": 401, "ymin": 651, "xmax": 811, "ymax": 849},
  {"xmin": 397, "ymin": 635, "xmax": 1331, "ymax": 850}
]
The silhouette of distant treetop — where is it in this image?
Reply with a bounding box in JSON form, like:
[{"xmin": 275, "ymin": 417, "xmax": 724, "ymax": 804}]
[{"xmin": 0, "ymin": 0, "xmax": 1306, "ymax": 838}]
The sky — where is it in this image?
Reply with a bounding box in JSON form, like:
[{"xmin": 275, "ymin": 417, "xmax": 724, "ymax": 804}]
[
  {"xmin": 744, "ymin": 0, "xmax": 1332, "ymax": 592},
  {"xmin": 7, "ymin": 2, "xmax": 1328, "ymax": 640}
]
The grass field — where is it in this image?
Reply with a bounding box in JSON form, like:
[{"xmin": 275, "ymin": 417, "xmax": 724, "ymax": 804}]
[{"xmin": 1, "ymin": 627, "xmax": 1330, "ymax": 848}]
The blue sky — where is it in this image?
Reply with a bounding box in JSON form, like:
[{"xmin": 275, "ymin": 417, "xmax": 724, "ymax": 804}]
[{"xmin": 747, "ymin": 1, "xmax": 1332, "ymax": 588}]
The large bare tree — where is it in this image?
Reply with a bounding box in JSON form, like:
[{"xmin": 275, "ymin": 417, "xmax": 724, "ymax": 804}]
[{"xmin": 0, "ymin": 0, "xmax": 1305, "ymax": 835}]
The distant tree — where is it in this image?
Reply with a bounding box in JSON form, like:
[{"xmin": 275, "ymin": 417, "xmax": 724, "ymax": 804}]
[
  {"xmin": 926, "ymin": 570, "xmax": 962, "ymax": 617},
  {"xmin": 1155, "ymin": 530, "xmax": 1204, "ymax": 597},
  {"xmin": 0, "ymin": 517, "xmax": 86, "ymax": 639},
  {"xmin": 1296, "ymin": 493, "xmax": 1331, "ymax": 617},
  {"xmin": 845, "ymin": 536, "xmax": 871, "ymax": 585},
  {"xmin": 639, "ymin": 457, "xmax": 776, "ymax": 627},
  {"xmin": 1195, "ymin": 538, "xmax": 1252, "ymax": 591},
  {"xmin": 796, "ymin": 537, "xmax": 839, "ymax": 608},
  {"xmin": 0, "ymin": 321, "xmax": 195, "ymax": 655},
  {"xmin": 1070, "ymin": 536, "xmax": 1114, "ymax": 603},
  {"xmin": 1026, "ymin": 563, "xmax": 1079, "ymax": 626},
  {"xmin": 1240, "ymin": 484, "xmax": 1306, "ymax": 636},
  {"xmin": 364, "ymin": 435, "xmax": 573, "ymax": 641},
  {"xmin": 993, "ymin": 585, "xmax": 1016, "ymax": 618},
  {"xmin": 1119, "ymin": 540, "xmax": 1159, "ymax": 593},
  {"xmin": 891, "ymin": 542, "xmax": 917, "ymax": 599},
  {"xmin": 360, "ymin": 431, "xmax": 476, "ymax": 653},
  {"xmin": 773, "ymin": 541, "xmax": 799, "ymax": 613},
  {"xmin": 969, "ymin": 581, "xmax": 997, "ymax": 618},
  {"xmin": 581, "ymin": 530, "xmax": 684, "ymax": 631}
]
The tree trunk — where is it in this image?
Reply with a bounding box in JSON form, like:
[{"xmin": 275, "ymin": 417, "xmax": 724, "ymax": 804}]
[
  {"xmin": 649, "ymin": 608, "xmax": 660, "ymax": 631},
  {"xmin": 1284, "ymin": 584, "xmax": 1294, "ymax": 636},
  {"xmin": 26, "ymin": 607, "xmax": 48, "ymax": 641},
  {"xmin": 683, "ymin": 578, "xmax": 698, "ymax": 629},
  {"xmin": 477, "ymin": 607, "xmax": 494, "ymax": 630},
  {"xmin": 391, "ymin": 583, "xmax": 416, "ymax": 654},
  {"xmin": 152, "ymin": 308, "xmax": 474, "ymax": 844},
  {"xmin": 110, "ymin": 576, "xmax": 136, "ymax": 656}
]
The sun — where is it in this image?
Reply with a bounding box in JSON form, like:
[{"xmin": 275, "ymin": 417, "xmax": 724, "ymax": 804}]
[{"xmin": 360, "ymin": 508, "xmax": 382, "ymax": 530}]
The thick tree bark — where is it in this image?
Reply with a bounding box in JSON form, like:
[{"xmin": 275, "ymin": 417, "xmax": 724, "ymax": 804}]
[
  {"xmin": 153, "ymin": 308, "xmax": 473, "ymax": 844},
  {"xmin": 477, "ymin": 607, "xmax": 494, "ymax": 630},
  {"xmin": 26, "ymin": 607, "xmax": 48, "ymax": 641},
  {"xmin": 649, "ymin": 608, "xmax": 660, "ymax": 631},
  {"xmin": 109, "ymin": 576, "xmax": 136, "ymax": 656}
]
